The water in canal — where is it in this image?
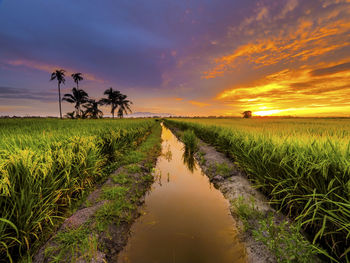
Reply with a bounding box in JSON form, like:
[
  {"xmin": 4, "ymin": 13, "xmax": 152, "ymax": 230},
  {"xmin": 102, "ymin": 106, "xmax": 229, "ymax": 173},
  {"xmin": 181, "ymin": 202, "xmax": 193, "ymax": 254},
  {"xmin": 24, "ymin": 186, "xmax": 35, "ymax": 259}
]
[{"xmin": 118, "ymin": 124, "xmax": 247, "ymax": 263}]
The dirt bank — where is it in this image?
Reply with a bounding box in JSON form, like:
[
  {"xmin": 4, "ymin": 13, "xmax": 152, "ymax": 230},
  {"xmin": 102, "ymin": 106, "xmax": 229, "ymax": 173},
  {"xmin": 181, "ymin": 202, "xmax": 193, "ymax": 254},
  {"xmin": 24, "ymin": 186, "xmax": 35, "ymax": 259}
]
[{"xmin": 194, "ymin": 141, "xmax": 278, "ymax": 263}]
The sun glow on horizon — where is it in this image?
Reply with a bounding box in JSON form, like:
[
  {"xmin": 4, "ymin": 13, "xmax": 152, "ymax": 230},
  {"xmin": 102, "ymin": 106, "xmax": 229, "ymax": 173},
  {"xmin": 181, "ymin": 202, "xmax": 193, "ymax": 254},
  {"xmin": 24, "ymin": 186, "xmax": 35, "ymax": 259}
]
[
  {"xmin": 251, "ymin": 105, "xmax": 350, "ymax": 117},
  {"xmin": 214, "ymin": 62, "xmax": 350, "ymax": 117},
  {"xmin": 253, "ymin": 109, "xmax": 286, "ymax": 116}
]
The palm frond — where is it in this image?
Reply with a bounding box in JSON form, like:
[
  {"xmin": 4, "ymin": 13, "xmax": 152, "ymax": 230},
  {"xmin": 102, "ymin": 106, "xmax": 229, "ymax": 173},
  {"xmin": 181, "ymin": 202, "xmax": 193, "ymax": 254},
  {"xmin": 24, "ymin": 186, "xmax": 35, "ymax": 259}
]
[{"xmin": 50, "ymin": 73, "xmax": 56, "ymax": 81}]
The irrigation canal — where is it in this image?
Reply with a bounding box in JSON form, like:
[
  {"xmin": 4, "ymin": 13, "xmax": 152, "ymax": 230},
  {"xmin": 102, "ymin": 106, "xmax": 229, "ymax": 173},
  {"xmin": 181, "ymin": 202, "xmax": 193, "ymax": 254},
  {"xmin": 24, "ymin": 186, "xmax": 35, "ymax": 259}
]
[{"xmin": 118, "ymin": 124, "xmax": 247, "ymax": 263}]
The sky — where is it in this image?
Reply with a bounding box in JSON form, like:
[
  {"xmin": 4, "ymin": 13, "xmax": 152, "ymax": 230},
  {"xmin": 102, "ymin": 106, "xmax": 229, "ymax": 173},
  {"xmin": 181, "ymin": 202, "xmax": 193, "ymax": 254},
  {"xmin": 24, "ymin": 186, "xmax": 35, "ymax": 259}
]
[{"xmin": 0, "ymin": 0, "xmax": 350, "ymax": 117}]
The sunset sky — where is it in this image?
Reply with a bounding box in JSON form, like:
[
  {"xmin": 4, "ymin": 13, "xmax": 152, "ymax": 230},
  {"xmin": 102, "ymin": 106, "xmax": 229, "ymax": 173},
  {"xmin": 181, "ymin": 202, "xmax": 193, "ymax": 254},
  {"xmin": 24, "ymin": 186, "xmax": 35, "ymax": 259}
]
[{"xmin": 0, "ymin": 0, "xmax": 349, "ymax": 117}]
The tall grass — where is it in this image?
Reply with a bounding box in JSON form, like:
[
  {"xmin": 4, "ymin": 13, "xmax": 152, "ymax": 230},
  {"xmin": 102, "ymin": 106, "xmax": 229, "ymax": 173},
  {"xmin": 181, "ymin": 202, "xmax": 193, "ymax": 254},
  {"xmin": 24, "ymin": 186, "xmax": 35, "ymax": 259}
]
[
  {"xmin": 182, "ymin": 129, "xmax": 198, "ymax": 154},
  {"xmin": 0, "ymin": 118, "xmax": 155, "ymax": 262},
  {"xmin": 181, "ymin": 130, "xmax": 198, "ymax": 172},
  {"xmin": 165, "ymin": 118, "xmax": 350, "ymax": 262}
]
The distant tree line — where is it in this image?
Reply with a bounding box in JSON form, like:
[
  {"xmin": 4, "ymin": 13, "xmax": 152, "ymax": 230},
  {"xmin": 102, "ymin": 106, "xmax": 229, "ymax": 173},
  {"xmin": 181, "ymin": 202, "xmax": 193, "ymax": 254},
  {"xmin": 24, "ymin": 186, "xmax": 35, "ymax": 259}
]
[{"xmin": 50, "ymin": 69, "xmax": 132, "ymax": 119}]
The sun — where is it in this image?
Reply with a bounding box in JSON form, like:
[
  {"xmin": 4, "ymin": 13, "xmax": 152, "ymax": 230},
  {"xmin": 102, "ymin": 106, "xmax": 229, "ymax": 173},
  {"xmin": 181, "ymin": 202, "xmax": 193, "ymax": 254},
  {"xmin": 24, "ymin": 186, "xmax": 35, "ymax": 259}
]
[{"xmin": 253, "ymin": 109, "xmax": 284, "ymax": 116}]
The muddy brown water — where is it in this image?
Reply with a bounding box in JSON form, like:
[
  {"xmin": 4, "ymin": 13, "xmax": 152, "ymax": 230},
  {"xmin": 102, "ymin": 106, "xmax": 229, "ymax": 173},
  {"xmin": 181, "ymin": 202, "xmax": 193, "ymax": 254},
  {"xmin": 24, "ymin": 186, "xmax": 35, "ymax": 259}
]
[{"xmin": 118, "ymin": 124, "xmax": 247, "ymax": 263}]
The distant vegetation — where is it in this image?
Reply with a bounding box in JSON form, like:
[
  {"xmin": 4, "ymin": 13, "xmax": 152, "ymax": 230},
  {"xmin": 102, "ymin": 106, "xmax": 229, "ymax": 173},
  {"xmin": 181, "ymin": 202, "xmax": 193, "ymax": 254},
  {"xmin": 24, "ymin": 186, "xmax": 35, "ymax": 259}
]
[
  {"xmin": 51, "ymin": 69, "xmax": 132, "ymax": 119},
  {"xmin": 165, "ymin": 118, "xmax": 350, "ymax": 262},
  {"xmin": 63, "ymin": 87, "xmax": 89, "ymax": 118},
  {"xmin": 242, "ymin": 111, "xmax": 252, "ymax": 118},
  {"xmin": 100, "ymin": 87, "xmax": 132, "ymax": 119}
]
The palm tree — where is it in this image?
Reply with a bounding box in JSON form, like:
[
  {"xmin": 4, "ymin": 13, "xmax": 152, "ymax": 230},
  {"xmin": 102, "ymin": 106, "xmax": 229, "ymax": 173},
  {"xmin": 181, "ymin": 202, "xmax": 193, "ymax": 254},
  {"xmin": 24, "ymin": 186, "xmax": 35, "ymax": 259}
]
[
  {"xmin": 50, "ymin": 69, "xmax": 66, "ymax": 119},
  {"xmin": 100, "ymin": 88, "xmax": 121, "ymax": 118},
  {"xmin": 117, "ymin": 94, "xmax": 133, "ymax": 118},
  {"xmin": 62, "ymin": 87, "xmax": 89, "ymax": 118},
  {"xmin": 83, "ymin": 99, "xmax": 103, "ymax": 119},
  {"xmin": 71, "ymin": 73, "xmax": 83, "ymax": 89},
  {"xmin": 65, "ymin": 111, "xmax": 76, "ymax": 119}
]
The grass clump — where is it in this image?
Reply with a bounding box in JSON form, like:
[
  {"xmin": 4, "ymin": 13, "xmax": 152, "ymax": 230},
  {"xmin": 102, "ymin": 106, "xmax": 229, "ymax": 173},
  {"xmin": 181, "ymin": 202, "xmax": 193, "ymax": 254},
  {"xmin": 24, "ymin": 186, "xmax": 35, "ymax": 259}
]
[
  {"xmin": 215, "ymin": 162, "xmax": 231, "ymax": 178},
  {"xmin": 101, "ymin": 186, "xmax": 129, "ymax": 200},
  {"xmin": 111, "ymin": 172, "xmax": 131, "ymax": 185},
  {"xmin": 232, "ymin": 197, "xmax": 260, "ymax": 230},
  {"xmin": 197, "ymin": 151, "xmax": 206, "ymax": 165},
  {"xmin": 125, "ymin": 164, "xmax": 142, "ymax": 174},
  {"xmin": 232, "ymin": 197, "xmax": 322, "ymax": 263},
  {"xmin": 253, "ymin": 216, "xmax": 321, "ymax": 263},
  {"xmin": 44, "ymin": 225, "xmax": 99, "ymax": 263},
  {"xmin": 182, "ymin": 129, "xmax": 198, "ymax": 154},
  {"xmin": 95, "ymin": 199, "xmax": 135, "ymax": 232}
]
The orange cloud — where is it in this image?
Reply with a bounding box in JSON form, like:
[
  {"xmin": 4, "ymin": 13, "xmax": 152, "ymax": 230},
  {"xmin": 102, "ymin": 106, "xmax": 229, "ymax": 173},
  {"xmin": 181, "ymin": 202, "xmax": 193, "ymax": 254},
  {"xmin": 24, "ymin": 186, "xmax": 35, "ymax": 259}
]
[
  {"xmin": 188, "ymin": 100, "xmax": 211, "ymax": 107},
  {"xmin": 203, "ymin": 3, "xmax": 350, "ymax": 79},
  {"xmin": 216, "ymin": 61, "xmax": 350, "ymax": 116},
  {"xmin": 7, "ymin": 59, "xmax": 103, "ymax": 83},
  {"xmin": 0, "ymin": 105, "xmax": 29, "ymax": 111}
]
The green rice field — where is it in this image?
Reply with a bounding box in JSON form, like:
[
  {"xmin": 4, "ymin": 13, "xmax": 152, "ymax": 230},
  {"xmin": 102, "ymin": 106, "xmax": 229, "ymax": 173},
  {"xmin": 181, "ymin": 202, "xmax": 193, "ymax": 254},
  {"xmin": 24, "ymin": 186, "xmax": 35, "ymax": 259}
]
[
  {"xmin": 0, "ymin": 118, "xmax": 156, "ymax": 261},
  {"xmin": 1, "ymin": 117, "xmax": 350, "ymax": 262}
]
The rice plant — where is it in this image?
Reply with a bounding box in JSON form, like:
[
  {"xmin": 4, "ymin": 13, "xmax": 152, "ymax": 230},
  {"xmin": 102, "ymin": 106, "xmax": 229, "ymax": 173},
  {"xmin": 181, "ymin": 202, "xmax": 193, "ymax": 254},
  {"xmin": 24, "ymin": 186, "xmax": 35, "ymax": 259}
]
[{"xmin": 182, "ymin": 129, "xmax": 198, "ymax": 154}]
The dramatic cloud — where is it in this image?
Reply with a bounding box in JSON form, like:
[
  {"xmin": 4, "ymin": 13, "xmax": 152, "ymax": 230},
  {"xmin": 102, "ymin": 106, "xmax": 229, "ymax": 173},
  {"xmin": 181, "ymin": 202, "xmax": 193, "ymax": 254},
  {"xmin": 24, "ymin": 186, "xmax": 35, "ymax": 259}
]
[
  {"xmin": 188, "ymin": 100, "xmax": 211, "ymax": 107},
  {"xmin": 203, "ymin": 0, "xmax": 350, "ymax": 79},
  {"xmin": 310, "ymin": 62, "xmax": 350, "ymax": 76},
  {"xmin": 6, "ymin": 60, "xmax": 103, "ymax": 82},
  {"xmin": 0, "ymin": 86, "xmax": 57, "ymax": 101},
  {"xmin": 0, "ymin": 0, "xmax": 349, "ymax": 116},
  {"xmin": 216, "ymin": 61, "xmax": 350, "ymax": 116}
]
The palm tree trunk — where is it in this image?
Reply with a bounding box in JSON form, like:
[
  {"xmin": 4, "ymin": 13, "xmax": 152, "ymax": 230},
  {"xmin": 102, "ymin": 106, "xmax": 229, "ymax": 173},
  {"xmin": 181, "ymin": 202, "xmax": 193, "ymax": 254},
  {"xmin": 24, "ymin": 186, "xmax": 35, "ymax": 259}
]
[
  {"xmin": 112, "ymin": 110, "xmax": 114, "ymax": 119},
  {"xmin": 76, "ymin": 105, "xmax": 80, "ymax": 118},
  {"xmin": 58, "ymin": 82, "xmax": 62, "ymax": 119}
]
